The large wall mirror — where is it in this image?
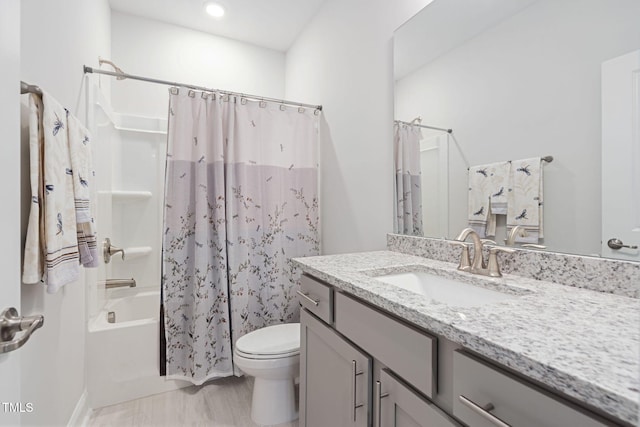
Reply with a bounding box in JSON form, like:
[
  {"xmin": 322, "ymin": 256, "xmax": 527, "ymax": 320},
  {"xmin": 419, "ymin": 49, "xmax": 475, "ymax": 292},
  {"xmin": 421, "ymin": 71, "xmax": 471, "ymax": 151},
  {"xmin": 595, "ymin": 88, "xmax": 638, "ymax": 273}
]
[{"xmin": 393, "ymin": 0, "xmax": 640, "ymax": 261}]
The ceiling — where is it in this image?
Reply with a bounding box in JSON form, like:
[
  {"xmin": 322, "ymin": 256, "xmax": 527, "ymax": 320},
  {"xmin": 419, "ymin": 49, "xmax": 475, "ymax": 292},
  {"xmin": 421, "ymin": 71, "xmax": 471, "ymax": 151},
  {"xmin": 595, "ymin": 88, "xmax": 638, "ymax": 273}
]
[{"xmin": 109, "ymin": 0, "xmax": 327, "ymax": 52}]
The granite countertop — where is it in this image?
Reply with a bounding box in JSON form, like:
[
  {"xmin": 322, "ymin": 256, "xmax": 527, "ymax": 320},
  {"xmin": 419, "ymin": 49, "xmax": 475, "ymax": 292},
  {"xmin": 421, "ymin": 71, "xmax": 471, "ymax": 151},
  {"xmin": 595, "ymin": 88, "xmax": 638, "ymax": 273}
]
[{"xmin": 293, "ymin": 250, "xmax": 640, "ymax": 425}]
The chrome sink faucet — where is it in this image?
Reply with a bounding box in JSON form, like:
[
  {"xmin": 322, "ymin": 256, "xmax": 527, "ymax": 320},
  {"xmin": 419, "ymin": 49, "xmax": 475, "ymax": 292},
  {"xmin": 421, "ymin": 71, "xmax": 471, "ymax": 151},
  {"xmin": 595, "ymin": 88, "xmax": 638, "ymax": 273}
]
[{"xmin": 452, "ymin": 228, "xmax": 515, "ymax": 277}]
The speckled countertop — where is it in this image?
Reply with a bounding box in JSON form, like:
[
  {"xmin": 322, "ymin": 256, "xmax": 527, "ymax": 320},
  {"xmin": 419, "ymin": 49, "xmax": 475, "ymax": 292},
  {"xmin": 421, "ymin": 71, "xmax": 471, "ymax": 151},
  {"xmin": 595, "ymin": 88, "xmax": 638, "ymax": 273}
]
[{"xmin": 293, "ymin": 251, "xmax": 640, "ymax": 425}]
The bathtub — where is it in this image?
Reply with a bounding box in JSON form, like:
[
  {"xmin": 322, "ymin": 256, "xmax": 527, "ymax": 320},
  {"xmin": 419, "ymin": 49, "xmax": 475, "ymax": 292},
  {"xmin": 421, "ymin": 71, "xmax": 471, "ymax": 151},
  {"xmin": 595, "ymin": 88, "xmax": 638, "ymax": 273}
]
[{"xmin": 87, "ymin": 288, "xmax": 191, "ymax": 408}]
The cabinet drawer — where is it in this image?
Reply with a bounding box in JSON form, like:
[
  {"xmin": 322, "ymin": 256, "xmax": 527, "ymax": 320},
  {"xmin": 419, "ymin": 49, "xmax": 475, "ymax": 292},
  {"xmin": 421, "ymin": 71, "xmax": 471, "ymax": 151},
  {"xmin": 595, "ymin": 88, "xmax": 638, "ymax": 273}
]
[
  {"xmin": 299, "ymin": 275, "xmax": 333, "ymax": 324},
  {"xmin": 453, "ymin": 351, "xmax": 611, "ymax": 427},
  {"xmin": 334, "ymin": 292, "xmax": 436, "ymax": 398}
]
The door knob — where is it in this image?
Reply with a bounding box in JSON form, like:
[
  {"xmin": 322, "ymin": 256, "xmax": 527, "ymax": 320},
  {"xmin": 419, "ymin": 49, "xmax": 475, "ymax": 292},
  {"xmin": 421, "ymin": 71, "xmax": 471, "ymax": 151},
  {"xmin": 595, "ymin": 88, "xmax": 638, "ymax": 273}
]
[
  {"xmin": 0, "ymin": 308, "xmax": 44, "ymax": 354},
  {"xmin": 607, "ymin": 238, "xmax": 638, "ymax": 250}
]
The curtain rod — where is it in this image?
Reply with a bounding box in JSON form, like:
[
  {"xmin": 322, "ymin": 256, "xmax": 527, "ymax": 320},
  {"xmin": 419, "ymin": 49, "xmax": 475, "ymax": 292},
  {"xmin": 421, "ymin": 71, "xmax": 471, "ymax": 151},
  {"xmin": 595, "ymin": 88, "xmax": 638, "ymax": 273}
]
[
  {"xmin": 21, "ymin": 81, "xmax": 42, "ymax": 96},
  {"xmin": 83, "ymin": 66, "xmax": 322, "ymax": 111},
  {"xmin": 394, "ymin": 120, "xmax": 452, "ymax": 134}
]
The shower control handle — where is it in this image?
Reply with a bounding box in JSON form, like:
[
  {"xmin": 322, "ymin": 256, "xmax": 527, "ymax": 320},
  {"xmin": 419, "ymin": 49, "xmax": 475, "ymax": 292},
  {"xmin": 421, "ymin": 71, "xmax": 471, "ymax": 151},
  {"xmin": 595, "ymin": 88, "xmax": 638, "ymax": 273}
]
[{"xmin": 103, "ymin": 238, "xmax": 125, "ymax": 263}]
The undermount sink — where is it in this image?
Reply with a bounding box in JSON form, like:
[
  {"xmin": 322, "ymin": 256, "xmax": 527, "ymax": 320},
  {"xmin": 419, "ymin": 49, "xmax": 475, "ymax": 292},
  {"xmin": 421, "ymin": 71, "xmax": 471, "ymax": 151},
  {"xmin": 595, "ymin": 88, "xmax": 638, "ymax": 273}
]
[{"xmin": 374, "ymin": 271, "xmax": 518, "ymax": 308}]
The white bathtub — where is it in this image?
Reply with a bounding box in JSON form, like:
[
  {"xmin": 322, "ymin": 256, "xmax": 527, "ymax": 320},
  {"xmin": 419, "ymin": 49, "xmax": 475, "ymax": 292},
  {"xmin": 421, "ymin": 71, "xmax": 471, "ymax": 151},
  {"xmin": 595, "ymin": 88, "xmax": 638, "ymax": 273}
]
[{"xmin": 88, "ymin": 288, "xmax": 190, "ymax": 408}]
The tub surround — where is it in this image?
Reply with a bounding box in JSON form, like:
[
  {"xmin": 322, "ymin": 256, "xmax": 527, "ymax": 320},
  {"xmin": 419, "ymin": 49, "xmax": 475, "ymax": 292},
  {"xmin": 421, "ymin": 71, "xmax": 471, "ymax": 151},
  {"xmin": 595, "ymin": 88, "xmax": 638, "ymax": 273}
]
[{"xmin": 293, "ymin": 245, "xmax": 640, "ymax": 425}]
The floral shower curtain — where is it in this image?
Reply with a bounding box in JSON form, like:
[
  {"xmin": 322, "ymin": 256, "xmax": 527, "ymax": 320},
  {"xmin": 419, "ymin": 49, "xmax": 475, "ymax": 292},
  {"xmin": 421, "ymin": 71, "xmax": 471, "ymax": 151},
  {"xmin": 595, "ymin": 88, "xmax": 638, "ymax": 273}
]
[
  {"xmin": 394, "ymin": 123, "xmax": 423, "ymax": 236},
  {"xmin": 162, "ymin": 89, "xmax": 319, "ymax": 384}
]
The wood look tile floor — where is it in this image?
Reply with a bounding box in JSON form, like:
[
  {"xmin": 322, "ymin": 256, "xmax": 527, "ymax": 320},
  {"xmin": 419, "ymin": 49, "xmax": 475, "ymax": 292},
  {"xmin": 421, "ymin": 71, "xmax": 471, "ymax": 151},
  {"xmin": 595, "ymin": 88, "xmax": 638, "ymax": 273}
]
[{"xmin": 88, "ymin": 376, "xmax": 299, "ymax": 427}]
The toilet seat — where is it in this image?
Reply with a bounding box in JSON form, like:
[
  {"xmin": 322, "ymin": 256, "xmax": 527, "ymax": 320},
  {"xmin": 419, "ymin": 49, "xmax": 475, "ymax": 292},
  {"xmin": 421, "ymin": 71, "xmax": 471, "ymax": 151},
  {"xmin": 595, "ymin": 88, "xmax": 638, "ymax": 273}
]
[
  {"xmin": 235, "ymin": 349, "xmax": 299, "ymax": 360},
  {"xmin": 235, "ymin": 323, "xmax": 300, "ymax": 359}
]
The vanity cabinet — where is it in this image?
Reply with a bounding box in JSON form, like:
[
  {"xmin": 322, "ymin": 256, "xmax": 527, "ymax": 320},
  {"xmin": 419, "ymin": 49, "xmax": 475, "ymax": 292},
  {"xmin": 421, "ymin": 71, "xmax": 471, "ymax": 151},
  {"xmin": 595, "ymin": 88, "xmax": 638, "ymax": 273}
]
[
  {"xmin": 300, "ymin": 308, "xmax": 371, "ymax": 427},
  {"xmin": 299, "ymin": 273, "xmax": 621, "ymax": 427},
  {"xmin": 377, "ymin": 369, "xmax": 460, "ymax": 427},
  {"xmin": 334, "ymin": 292, "xmax": 436, "ymax": 399}
]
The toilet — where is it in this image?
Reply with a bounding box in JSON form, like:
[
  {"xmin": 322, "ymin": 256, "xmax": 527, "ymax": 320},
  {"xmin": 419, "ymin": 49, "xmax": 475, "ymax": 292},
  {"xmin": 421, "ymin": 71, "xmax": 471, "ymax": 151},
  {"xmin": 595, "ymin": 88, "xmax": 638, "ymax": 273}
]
[{"xmin": 234, "ymin": 323, "xmax": 300, "ymax": 426}]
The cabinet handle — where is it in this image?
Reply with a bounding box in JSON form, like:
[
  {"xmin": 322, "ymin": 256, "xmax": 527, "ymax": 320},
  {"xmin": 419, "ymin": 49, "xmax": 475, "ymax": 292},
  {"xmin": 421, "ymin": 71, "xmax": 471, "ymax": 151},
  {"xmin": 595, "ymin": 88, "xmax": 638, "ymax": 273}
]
[
  {"xmin": 375, "ymin": 380, "xmax": 389, "ymax": 427},
  {"xmin": 459, "ymin": 395, "xmax": 512, "ymax": 427},
  {"xmin": 296, "ymin": 290, "xmax": 319, "ymax": 306},
  {"xmin": 351, "ymin": 360, "xmax": 364, "ymax": 422}
]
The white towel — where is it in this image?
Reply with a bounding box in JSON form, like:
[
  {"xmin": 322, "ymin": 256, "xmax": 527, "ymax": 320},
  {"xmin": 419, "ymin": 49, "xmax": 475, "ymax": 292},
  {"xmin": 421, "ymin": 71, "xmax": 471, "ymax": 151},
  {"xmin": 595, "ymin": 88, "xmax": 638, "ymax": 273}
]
[
  {"xmin": 507, "ymin": 157, "xmax": 544, "ymax": 243},
  {"xmin": 23, "ymin": 91, "xmax": 98, "ymax": 293},
  {"xmin": 41, "ymin": 92, "xmax": 81, "ymax": 292},
  {"xmin": 68, "ymin": 114, "xmax": 98, "ymax": 268},
  {"xmin": 22, "ymin": 94, "xmax": 45, "ymax": 284},
  {"xmin": 468, "ymin": 161, "xmax": 511, "ymax": 237}
]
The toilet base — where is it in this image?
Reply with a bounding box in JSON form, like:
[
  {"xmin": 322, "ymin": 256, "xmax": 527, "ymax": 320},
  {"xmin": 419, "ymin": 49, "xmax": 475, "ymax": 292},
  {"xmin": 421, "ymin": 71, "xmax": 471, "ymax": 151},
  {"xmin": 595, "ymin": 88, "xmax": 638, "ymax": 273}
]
[{"xmin": 250, "ymin": 377, "xmax": 298, "ymax": 426}]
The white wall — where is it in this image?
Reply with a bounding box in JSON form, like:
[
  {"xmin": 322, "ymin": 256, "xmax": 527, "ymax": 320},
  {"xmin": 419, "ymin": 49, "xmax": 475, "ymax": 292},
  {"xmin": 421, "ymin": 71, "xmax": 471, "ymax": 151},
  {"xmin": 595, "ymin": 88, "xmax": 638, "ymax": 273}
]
[
  {"xmin": 395, "ymin": 0, "xmax": 640, "ymax": 255},
  {"xmin": 110, "ymin": 11, "xmax": 286, "ymax": 118},
  {"xmin": 0, "ymin": 1, "xmax": 22, "ymax": 425},
  {"xmin": 285, "ymin": 0, "xmax": 432, "ymax": 255},
  {"xmin": 19, "ymin": 0, "xmax": 111, "ymax": 424}
]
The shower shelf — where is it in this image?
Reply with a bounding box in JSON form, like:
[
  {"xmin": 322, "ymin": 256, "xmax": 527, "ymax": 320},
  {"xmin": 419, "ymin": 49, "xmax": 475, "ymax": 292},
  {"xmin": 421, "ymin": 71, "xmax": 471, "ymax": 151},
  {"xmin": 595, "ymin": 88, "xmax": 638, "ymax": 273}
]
[{"xmin": 99, "ymin": 190, "xmax": 153, "ymax": 202}]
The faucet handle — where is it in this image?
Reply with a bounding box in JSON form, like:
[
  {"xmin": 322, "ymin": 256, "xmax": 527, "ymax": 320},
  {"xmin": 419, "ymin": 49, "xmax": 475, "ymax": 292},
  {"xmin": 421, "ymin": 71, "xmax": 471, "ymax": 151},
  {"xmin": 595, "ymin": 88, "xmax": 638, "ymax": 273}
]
[
  {"xmin": 449, "ymin": 241, "xmax": 472, "ymax": 271},
  {"xmin": 486, "ymin": 246, "xmax": 516, "ymax": 277},
  {"xmin": 103, "ymin": 238, "xmax": 125, "ymax": 264}
]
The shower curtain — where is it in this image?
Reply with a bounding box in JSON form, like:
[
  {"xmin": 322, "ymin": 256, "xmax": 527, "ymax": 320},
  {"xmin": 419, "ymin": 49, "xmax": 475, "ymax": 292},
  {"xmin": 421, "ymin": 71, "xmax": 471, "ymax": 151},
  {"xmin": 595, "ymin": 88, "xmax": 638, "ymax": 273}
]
[
  {"xmin": 162, "ymin": 89, "xmax": 319, "ymax": 384},
  {"xmin": 394, "ymin": 123, "xmax": 423, "ymax": 236}
]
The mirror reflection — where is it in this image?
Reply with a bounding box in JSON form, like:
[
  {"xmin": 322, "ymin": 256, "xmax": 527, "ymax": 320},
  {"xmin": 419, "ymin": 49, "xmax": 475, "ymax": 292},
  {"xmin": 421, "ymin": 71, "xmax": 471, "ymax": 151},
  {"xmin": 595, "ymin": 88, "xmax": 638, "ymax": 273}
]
[{"xmin": 393, "ymin": 0, "xmax": 640, "ymax": 260}]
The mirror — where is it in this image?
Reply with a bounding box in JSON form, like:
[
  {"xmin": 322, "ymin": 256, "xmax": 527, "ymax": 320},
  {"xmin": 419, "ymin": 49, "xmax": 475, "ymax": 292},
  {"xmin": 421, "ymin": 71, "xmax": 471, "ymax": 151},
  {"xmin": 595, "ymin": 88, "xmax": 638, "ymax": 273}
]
[{"xmin": 393, "ymin": 0, "xmax": 640, "ymax": 259}]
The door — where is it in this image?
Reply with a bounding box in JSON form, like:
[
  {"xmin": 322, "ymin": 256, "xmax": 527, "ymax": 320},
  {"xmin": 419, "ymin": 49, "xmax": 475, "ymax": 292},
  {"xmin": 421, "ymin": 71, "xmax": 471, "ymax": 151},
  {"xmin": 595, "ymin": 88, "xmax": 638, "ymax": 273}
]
[
  {"xmin": 300, "ymin": 309, "xmax": 371, "ymax": 427},
  {"xmin": 0, "ymin": 0, "xmax": 23, "ymax": 425},
  {"xmin": 377, "ymin": 369, "xmax": 460, "ymax": 427},
  {"xmin": 602, "ymin": 49, "xmax": 640, "ymax": 260}
]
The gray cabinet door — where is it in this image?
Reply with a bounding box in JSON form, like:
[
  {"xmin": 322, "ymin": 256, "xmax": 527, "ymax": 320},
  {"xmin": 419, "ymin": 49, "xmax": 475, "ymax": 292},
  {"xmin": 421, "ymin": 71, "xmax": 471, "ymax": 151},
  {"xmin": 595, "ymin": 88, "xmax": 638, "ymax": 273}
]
[
  {"xmin": 377, "ymin": 369, "xmax": 461, "ymax": 427},
  {"xmin": 301, "ymin": 309, "xmax": 372, "ymax": 427}
]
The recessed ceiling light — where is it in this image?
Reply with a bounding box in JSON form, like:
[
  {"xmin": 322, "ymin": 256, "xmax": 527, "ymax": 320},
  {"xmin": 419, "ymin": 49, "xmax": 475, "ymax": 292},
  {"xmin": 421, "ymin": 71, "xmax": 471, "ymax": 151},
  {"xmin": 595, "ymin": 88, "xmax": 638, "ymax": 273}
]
[{"xmin": 204, "ymin": 2, "xmax": 225, "ymax": 18}]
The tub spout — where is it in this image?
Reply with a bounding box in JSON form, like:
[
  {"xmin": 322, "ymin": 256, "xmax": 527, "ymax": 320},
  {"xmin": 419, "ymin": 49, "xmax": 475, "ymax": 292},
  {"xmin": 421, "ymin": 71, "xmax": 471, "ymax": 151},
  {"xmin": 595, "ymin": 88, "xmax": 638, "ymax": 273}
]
[{"xmin": 100, "ymin": 278, "xmax": 136, "ymax": 289}]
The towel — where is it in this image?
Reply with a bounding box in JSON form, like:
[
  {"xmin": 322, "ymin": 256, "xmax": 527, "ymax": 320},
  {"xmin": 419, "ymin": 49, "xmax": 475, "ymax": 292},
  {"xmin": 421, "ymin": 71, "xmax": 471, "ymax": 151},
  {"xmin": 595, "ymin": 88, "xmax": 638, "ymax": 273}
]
[
  {"xmin": 468, "ymin": 161, "xmax": 511, "ymax": 237},
  {"xmin": 42, "ymin": 93, "xmax": 82, "ymax": 292},
  {"xmin": 68, "ymin": 114, "xmax": 98, "ymax": 267},
  {"xmin": 22, "ymin": 94, "xmax": 45, "ymax": 284},
  {"xmin": 23, "ymin": 91, "xmax": 98, "ymax": 293},
  {"xmin": 507, "ymin": 157, "xmax": 544, "ymax": 243}
]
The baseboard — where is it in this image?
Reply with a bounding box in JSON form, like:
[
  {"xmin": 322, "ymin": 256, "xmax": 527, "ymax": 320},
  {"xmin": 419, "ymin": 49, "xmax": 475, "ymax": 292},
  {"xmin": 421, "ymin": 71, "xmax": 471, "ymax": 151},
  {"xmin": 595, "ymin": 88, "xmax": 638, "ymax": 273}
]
[{"xmin": 67, "ymin": 389, "xmax": 90, "ymax": 427}]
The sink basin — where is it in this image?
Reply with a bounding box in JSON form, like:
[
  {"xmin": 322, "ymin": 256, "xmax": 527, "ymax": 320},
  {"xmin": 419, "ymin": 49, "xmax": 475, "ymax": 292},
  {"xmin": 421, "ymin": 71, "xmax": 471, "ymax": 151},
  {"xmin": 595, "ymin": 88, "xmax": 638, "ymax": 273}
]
[{"xmin": 374, "ymin": 271, "xmax": 518, "ymax": 307}]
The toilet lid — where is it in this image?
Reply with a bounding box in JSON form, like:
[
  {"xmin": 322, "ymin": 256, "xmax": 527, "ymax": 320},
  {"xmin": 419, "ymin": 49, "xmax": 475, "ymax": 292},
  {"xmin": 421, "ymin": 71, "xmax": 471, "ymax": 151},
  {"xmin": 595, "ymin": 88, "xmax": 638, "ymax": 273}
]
[{"xmin": 235, "ymin": 323, "xmax": 300, "ymax": 356}]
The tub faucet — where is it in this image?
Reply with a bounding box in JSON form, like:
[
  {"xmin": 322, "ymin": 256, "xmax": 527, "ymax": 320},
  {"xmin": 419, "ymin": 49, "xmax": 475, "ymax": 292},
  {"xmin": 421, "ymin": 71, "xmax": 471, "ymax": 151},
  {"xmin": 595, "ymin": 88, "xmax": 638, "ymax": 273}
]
[
  {"xmin": 452, "ymin": 228, "xmax": 515, "ymax": 277},
  {"xmin": 100, "ymin": 278, "xmax": 136, "ymax": 289}
]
